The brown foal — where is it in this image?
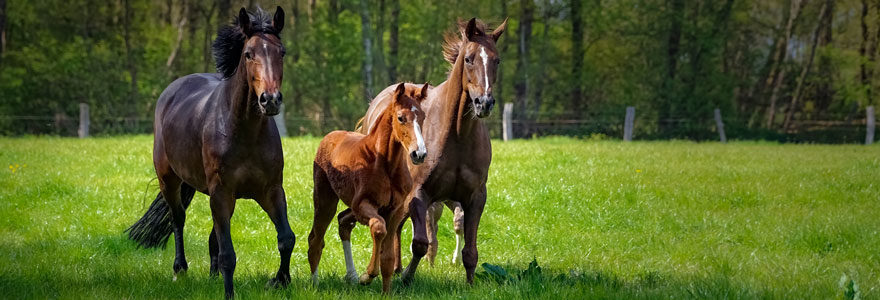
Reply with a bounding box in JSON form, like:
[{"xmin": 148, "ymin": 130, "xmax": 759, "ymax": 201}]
[{"xmin": 308, "ymin": 83, "xmax": 428, "ymax": 293}]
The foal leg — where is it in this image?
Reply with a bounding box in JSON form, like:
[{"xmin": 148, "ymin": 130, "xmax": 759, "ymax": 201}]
[
  {"xmin": 257, "ymin": 185, "xmax": 296, "ymax": 288},
  {"xmin": 425, "ymin": 201, "xmax": 444, "ymax": 266},
  {"xmin": 307, "ymin": 167, "xmax": 338, "ymax": 286},
  {"xmin": 462, "ymin": 186, "xmax": 487, "ymax": 284},
  {"xmin": 159, "ymin": 174, "xmax": 188, "ymax": 279},
  {"xmin": 401, "ymin": 188, "xmax": 430, "ymax": 285},
  {"xmin": 336, "ymin": 208, "xmax": 359, "ymax": 284},
  {"xmin": 379, "ymin": 210, "xmax": 406, "ymax": 293},
  {"xmin": 447, "ymin": 201, "xmax": 465, "ymax": 265},
  {"xmin": 209, "ymin": 189, "xmax": 238, "ymax": 299},
  {"xmin": 357, "ymin": 202, "xmax": 386, "ymax": 285}
]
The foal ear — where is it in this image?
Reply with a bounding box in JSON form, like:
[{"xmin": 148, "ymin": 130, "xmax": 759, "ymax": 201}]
[
  {"xmin": 273, "ymin": 6, "xmax": 285, "ymax": 33},
  {"xmin": 463, "ymin": 18, "xmax": 479, "ymax": 41},
  {"xmin": 491, "ymin": 17, "xmax": 508, "ymax": 42},
  {"xmin": 393, "ymin": 83, "xmax": 407, "ymax": 104},
  {"xmin": 238, "ymin": 8, "xmax": 253, "ymax": 36}
]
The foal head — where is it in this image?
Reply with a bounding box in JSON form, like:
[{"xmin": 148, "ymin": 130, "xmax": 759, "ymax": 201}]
[
  {"xmin": 213, "ymin": 7, "xmax": 286, "ymax": 116},
  {"xmin": 443, "ymin": 18, "xmax": 508, "ymax": 118},
  {"xmin": 388, "ymin": 83, "xmax": 429, "ymax": 165}
]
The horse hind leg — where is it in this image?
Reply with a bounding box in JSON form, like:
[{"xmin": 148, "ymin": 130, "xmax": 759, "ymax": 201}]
[
  {"xmin": 159, "ymin": 173, "xmax": 189, "ymax": 280},
  {"xmin": 337, "ymin": 208, "xmax": 359, "ymax": 284},
  {"xmin": 448, "ymin": 201, "xmax": 465, "ymax": 265},
  {"xmin": 307, "ymin": 165, "xmax": 338, "ymax": 286},
  {"xmin": 425, "ymin": 201, "xmax": 444, "ymax": 267}
]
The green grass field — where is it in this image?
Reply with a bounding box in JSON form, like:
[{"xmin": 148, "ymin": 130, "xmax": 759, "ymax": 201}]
[{"xmin": 0, "ymin": 136, "xmax": 878, "ymax": 299}]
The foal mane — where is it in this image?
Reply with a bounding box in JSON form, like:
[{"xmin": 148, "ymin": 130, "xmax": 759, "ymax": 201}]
[
  {"xmin": 441, "ymin": 19, "xmax": 489, "ymax": 65},
  {"xmin": 212, "ymin": 8, "xmax": 279, "ymax": 79}
]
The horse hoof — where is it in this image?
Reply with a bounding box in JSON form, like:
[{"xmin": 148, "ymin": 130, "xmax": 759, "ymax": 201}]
[
  {"xmin": 359, "ymin": 273, "xmax": 374, "ymax": 285},
  {"xmin": 265, "ymin": 273, "xmax": 290, "ymax": 289},
  {"xmin": 344, "ymin": 272, "xmax": 359, "ymax": 285},
  {"xmin": 173, "ymin": 260, "xmax": 189, "ymax": 274},
  {"xmin": 172, "ymin": 269, "xmax": 187, "ymax": 282},
  {"xmin": 400, "ymin": 271, "xmax": 414, "ymax": 286}
]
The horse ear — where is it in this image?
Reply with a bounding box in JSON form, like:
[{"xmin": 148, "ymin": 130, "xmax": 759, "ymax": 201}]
[
  {"xmin": 238, "ymin": 8, "xmax": 253, "ymax": 36},
  {"xmin": 464, "ymin": 18, "xmax": 479, "ymax": 41},
  {"xmin": 393, "ymin": 83, "xmax": 407, "ymax": 105},
  {"xmin": 418, "ymin": 83, "xmax": 430, "ymax": 101},
  {"xmin": 491, "ymin": 17, "xmax": 508, "ymax": 42},
  {"xmin": 273, "ymin": 6, "xmax": 285, "ymax": 33}
]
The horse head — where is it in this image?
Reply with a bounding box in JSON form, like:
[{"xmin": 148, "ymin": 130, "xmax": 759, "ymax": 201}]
[
  {"xmin": 446, "ymin": 18, "xmax": 508, "ymax": 118},
  {"xmin": 389, "ymin": 83, "xmax": 429, "ymax": 165}
]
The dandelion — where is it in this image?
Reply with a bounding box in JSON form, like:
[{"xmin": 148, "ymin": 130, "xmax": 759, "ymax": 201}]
[{"xmin": 636, "ymin": 169, "xmax": 642, "ymax": 173}]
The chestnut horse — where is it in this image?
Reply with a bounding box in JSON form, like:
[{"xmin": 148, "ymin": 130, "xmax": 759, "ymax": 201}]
[
  {"xmin": 308, "ymin": 83, "xmax": 428, "ymax": 293},
  {"xmin": 351, "ymin": 18, "xmax": 507, "ymax": 284},
  {"xmin": 126, "ymin": 7, "xmax": 292, "ymax": 298}
]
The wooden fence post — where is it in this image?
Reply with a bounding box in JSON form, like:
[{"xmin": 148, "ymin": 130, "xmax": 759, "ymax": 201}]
[
  {"xmin": 623, "ymin": 106, "xmax": 635, "ymax": 141},
  {"xmin": 503, "ymin": 103, "xmax": 513, "ymax": 141},
  {"xmin": 714, "ymin": 108, "xmax": 727, "ymax": 143},
  {"xmin": 78, "ymin": 103, "xmax": 89, "ymax": 138},
  {"xmin": 273, "ymin": 103, "xmax": 288, "ymax": 137},
  {"xmin": 867, "ymin": 106, "xmax": 875, "ymax": 145}
]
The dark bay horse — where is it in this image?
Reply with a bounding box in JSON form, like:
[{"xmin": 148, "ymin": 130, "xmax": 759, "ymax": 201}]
[
  {"xmin": 352, "ymin": 18, "xmax": 507, "ymax": 284},
  {"xmin": 308, "ymin": 83, "xmax": 428, "ymax": 293},
  {"xmin": 126, "ymin": 7, "xmax": 292, "ymax": 298}
]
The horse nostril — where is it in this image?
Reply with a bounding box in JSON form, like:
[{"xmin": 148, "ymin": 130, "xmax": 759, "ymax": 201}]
[{"xmin": 259, "ymin": 93, "xmax": 269, "ymax": 105}]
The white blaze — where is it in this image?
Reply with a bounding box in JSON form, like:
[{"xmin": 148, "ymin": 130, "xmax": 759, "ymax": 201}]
[
  {"xmin": 412, "ymin": 106, "xmax": 427, "ymax": 155},
  {"xmin": 480, "ymin": 46, "xmax": 490, "ymax": 94}
]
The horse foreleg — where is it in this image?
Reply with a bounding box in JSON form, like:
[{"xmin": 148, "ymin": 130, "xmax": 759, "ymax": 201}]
[
  {"xmin": 380, "ymin": 209, "xmax": 406, "ymax": 293},
  {"xmin": 336, "ymin": 208, "xmax": 359, "ymax": 284},
  {"xmin": 401, "ymin": 188, "xmax": 429, "ymax": 285},
  {"xmin": 257, "ymin": 185, "xmax": 295, "ymax": 289},
  {"xmin": 462, "ymin": 186, "xmax": 487, "ymax": 284},
  {"xmin": 357, "ymin": 202, "xmax": 386, "ymax": 285},
  {"xmin": 393, "ymin": 219, "xmax": 405, "ymax": 274},
  {"xmin": 447, "ymin": 201, "xmax": 465, "ymax": 265},
  {"xmin": 425, "ymin": 201, "xmax": 444, "ymax": 266},
  {"xmin": 209, "ymin": 189, "xmax": 237, "ymax": 299}
]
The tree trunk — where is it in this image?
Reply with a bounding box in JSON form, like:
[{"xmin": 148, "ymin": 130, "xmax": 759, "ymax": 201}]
[
  {"xmin": 166, "ymin": 1, "xmax": 188, "ymax": 77},
  {"xmin": 515, "ymin": 0, "xmax": 534, "ymax": 132},
  {"xmin": 533, "ymin": 0, "xmax": 553, "ymax": 120},
  {"xmin": 359, "ymin": 0, "xmax": 374, "ymax": 101},
  {"xmin": 123, "ymin": 0, "xmax": 138, "ymax": 117},
  {"xmin": 496, "ymin": 0, "xmax": 508, "ymax": 103},
  {"xmin": 217, "ymin": 0, "xmax": 231, "ymax": 23},
  {"xmin": 570, "ymin": 0, "xmax": 584, "ymax": 114},
  {"xmin": 202, "ymin": 2, "xmax": 216, "ymax": 72},
  {"xmin": 387, "ymin": 0, "xmax": 399, "ymax": 82},
  {"xmin": 762, "ymin": 0, "xmax": 804, "ymax": 128},
  {"xmin": 861, "ymin": 0, "xmax": 871, "ymax": 105},
  {"xmin": 783, "ymin": 2, "xmax": 827, "ymax": 130},
  {"xmin": 0, "ymin": 0, "xmax": 6, "ymax": 64},
  {"xmin": 814, "ymin": 0, "xmax": 834, "ymax": 113},
  {"xmin": 659, "ymin": 0, "xmax": 684, "ymax": 131}
]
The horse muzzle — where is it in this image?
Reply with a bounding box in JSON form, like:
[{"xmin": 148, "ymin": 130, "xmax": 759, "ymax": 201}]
[
  {"xmin": 410, "ymin": 150, "xmax": 427, "ymax": 165},
  {"xmin": 259, "ymin": 92, "xmax": 282, "ymax": 116},
  {"xmin": 473, "ymin": 95, "xmax": 495, "ymax": 118}
]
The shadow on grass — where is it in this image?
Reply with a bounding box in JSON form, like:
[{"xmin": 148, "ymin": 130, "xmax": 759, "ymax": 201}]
[{"xmin": 0, "ymin": 235, "xmax": 779, "ymax": 299}]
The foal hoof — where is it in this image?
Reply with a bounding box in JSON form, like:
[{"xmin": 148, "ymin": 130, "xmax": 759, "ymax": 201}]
[
  {"xmin": 265, "ymin": 274, "xmax": 290, "ymax": 289},
  {"xmin": 359, "ymin": 273, "xmax": 375, "ymax": 285}
]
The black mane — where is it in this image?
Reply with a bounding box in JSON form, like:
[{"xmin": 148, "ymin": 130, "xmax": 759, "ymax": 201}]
[{"xmin": 212, "ymin": 8, "xmax": 278, "ymax": 79}]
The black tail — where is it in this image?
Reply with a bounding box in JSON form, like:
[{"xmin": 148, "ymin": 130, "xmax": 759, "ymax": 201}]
[{"xmin": 126, "ymin": 183, "xmax": 196, "ymax": 249}]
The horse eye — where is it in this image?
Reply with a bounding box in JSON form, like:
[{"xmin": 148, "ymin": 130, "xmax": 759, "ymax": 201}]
[
  {"xmin": 495, "ymin": 58, "xmax": 501, "ymax": 65},
  {"xmin": 245, "ymin": 51, "xmax": 253, "ymax": 60},
  {"xmin": 465, "ymin": 56, "xmax": 473, "ymax": 65},
  {"xmin": 397, "ymin": 115, "xmax": 406, "ymax": 124}
]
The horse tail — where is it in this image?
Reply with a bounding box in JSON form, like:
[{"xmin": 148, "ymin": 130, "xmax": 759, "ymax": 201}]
[{"xmin": 126, "ymin": 183, "xmax": 196, "ymax": 249}]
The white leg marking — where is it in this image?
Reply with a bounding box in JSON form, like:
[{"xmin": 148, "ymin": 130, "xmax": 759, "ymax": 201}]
[
  {"xmin": 311, "ymin": 270, "xmax": 319, "ymax": 286},
  {"xmin": 342, "ymin": 240, "xmax": 359, "ymax": 284},
  {"xmin": 452, "ymin": 233, "xmax": 463, "ymax": 264}
]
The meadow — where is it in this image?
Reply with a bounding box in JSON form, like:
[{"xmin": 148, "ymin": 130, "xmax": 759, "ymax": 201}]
[{"xmin": 0, "ymin": 136, "xmax": 878, "ymax": 299}]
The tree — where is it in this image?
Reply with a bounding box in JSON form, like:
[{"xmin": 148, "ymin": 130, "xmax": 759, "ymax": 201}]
[
  {"xmin": 570, "ymin": 0, "xmax": 584, "ymax": 113},
  {"xmin": 359, "ymin": 0, "xmax": 374, "ymax": 101},
  {"xmin": 514, "ymin": 0, "xmax": 534, "ymax": 127}
]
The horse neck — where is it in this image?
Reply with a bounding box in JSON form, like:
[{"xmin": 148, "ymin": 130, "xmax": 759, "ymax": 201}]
[
  {"xmin": 221, "ymin": 63, "xmax": 266, "ymax": 137},
  {"xmin": 364, "ymin": 107, "xmax": 407, "ymax": 174},
  {"xmin": 434, "ymin": 47, "xmax": 480, "ymax": 140}
]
